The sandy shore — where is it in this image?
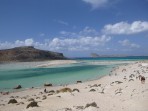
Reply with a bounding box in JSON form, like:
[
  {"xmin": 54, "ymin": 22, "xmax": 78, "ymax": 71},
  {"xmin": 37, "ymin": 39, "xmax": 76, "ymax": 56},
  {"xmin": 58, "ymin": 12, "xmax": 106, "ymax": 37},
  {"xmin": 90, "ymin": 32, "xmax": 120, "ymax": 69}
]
[
  {"xmin": 0, "ymin": 60, "xmax": 78, "ymax": 70},
  {"xmin": 0, "ymin": 61, "xmax": 148, "ymax": 111},
  {"xmin": 35, "ymin": 60, "xmax": 78, "ymax": 67}
]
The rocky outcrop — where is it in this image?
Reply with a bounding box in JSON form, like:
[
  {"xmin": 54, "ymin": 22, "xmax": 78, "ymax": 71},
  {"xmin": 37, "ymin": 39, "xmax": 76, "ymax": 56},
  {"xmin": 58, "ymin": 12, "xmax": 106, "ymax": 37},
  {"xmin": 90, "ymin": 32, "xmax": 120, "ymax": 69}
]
[
  {"xmin": 14, "ymin": 85, "xmax": 22, "ymax": 89},
  {"xmin": 44, "ymin": 83, "xmax": 52, "ymax": 87},
  {"xmin": 0, "ymin": 46, "xmax": 66, "ymax": 62},
  {"xmin": 85, "ymin": 102, "xmax": 98, "ymax": 108},
  {"xmin": 56, "ymin": 88, "xmax": 72, "ymax": 93},
  {"xmin": 8, "ymin": 99, "xmax": 18, "ymax": 104},
  {"xmin": 72, "ymin": 88, "xmax": 80, "ymax": 92},
  {"xmin": 77, "ymin": 81, "xmax": 82, "ymax": 83},
  {"xmin": 26, "ymin": 101, "xmax": 38, "ymax": 108}
]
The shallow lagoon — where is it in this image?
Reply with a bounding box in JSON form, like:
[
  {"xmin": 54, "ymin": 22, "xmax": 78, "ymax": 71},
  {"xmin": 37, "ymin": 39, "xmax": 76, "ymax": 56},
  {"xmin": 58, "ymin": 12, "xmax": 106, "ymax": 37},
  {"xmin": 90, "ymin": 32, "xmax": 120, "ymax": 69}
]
[{"xmin": 0, "ymin": 56, "xmax": 147, "ymax": 91}]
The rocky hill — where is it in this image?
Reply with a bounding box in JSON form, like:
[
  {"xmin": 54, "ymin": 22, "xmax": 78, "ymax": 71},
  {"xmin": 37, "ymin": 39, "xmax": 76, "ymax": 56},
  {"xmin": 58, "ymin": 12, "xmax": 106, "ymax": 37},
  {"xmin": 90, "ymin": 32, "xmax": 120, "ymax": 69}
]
[{"xmin": 0, "ymin": 46, "xmax": 66, "ymax": 62}]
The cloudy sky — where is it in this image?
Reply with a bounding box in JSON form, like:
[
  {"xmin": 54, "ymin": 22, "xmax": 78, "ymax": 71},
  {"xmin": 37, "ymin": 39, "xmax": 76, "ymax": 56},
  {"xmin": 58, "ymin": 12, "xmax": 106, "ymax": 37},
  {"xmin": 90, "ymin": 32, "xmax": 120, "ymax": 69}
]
[{"xmin": 0, "ymin": 0, "xmax": 148, "ymax": 57}]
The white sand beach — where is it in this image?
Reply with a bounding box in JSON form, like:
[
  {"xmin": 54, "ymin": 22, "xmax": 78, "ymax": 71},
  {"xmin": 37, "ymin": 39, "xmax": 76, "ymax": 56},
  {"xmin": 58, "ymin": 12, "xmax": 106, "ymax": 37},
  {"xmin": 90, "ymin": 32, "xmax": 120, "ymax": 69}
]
[
  {"xmin": 0, "ymin": 61, "xmax": 148, "ymax": 111},
  {"xmin": 36, "ymin": 60, "xmax": 78, "ymax": 67},
  {"xmin": 0, "ymin": 60, "xmax": 78, "ymax": 70}
]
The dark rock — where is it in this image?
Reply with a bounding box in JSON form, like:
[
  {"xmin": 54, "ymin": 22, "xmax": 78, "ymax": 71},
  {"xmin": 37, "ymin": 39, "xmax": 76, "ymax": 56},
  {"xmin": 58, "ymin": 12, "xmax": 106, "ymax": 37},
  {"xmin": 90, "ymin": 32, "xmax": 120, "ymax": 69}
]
[
  {"xmin": 129, "ymin": 79, "xmax": 134, "ymax": 82},
  {"xmin": 57, "ymin": 88, "xmax": 72, "ymax": 93},
  {"xmin": 75, "ymin": 106, "xmax": 84, "ymax": 110},
  {"xmin": 16, "ymin": 103, "xmax": 20, "ymax": 105},
  {"xmin": 90, "ymin": 84, "xmax": 97, "ymax": 88},
  {"xmin": 72, "ymin": 88, "xmax": 80, "ymax": 92},
  {"xmin": 28, "ymin": 98, "xmax": 34, "ymax": 102},
  {"xmin": 10, "ymin": 96, "xmax": 14, "ymax": 98},
  {"xmin": 100, "ymin": 88, "xmax": 105, "ymax": 94},
  {"xmin": 20, "ymin": 102, "xmax": 24, "ymax": 104},
  {"xmin": 115, "ymin": 91, "xmax": 122, "ymax": 95},
  {"xmin": 64, "ymin": 108, "xmax": 72, "ymax": 111},
  {"xmin": 36, "ymin": 97, "xmax": 40, "ymax": 99},
  {"xmin": 85, "ymin": 102, "xmax": 98, "ymax": 108},
  {"xmin": 42, "ymin": 95, "xmax": 47, "ymax": 100},
  {"xmin": 92, "ymin": 84, "xmax": 98, "ymax": 87},
  {"xmin": 129, "ymin": 74, "xmax": 135, "ymax": 78},
  {"xmin": 14, "ymin": 85, "xmax": 22, "ymax": 89},
  {"xmin": 110, "ymin": 82, "xmax": 114, "ymax": 86},
  {"xmin": 48, "ymin": 94, "xmax": 53, "ymax": 96},
  {"xmin": 98, "ymin": 84, "xmax": 101, "ymax": 87},
  {"xmin": 26, "ymin": 101, "xmax": 38, "ymax": 109},
  {"xmin": 15, "ymin": 96, "xmax": 19, "ymax": 98},
  {"xmin": 39, "ymin": 92, "xmax": 43, "ymax": 95},
  {"xmin": 0, "ymin": 104, "xmax": 5, "ymax": 106},
  {"xmin": 77, "ymin": 81, "xmax": 82, "ymax": 83},
  {"xmin": 48, "ymin": 90, "xmax": 55, "ymax": 93},
  {"xmin": 8, "ymin": 99, "xmax": 17, "ymax": 104},
  {"xmin": 44, "ymin": 83, "xmax": 52, "ymax": 87},
  {"xmin": 115, "ymin": 81, "xmax": 123, "ymax": 84},
  {"xmin": 89, "ymin": 89, "xmax": 96, "ymax": 92}
]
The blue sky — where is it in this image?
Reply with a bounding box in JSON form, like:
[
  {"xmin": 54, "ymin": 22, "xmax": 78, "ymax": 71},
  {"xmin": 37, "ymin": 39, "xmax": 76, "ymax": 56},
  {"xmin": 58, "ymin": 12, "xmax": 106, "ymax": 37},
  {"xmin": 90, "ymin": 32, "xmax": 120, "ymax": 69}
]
[{"xmin": 0, "ymin": 0, "xmax": 148, "ymax": 57}]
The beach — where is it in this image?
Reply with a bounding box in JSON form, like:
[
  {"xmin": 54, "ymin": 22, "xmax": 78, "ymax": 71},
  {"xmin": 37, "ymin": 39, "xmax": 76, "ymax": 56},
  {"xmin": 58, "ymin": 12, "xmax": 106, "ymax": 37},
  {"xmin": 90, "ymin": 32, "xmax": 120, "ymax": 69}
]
[
  {"xmin": 0, "ymin": 60, "xmax": 148, "ymax": 111},
  {"xmin": 35, "ymin": 60, "xmax": 78, "ymax": 67}
]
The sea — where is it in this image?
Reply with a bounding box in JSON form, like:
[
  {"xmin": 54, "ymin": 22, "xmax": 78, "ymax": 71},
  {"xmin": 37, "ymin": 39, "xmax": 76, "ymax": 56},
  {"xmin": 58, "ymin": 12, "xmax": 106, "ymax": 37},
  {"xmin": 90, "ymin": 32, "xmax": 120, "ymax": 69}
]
[{"xmin": 0, "ymin": 56, "xmax": 148, "ymax": 92}]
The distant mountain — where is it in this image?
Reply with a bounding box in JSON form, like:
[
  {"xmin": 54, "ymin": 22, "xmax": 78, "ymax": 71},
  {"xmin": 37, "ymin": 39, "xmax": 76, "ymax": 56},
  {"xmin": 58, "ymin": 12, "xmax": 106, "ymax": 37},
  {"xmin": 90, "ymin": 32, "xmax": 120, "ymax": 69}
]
[
  {"xmin": 90, "ymin": 53, "xmax": 127, "ymax": 57},
  {"xmin": 0, "ymin": 46, "xmax": 66, "ymax": 62},
  {"xmin": 91, "ymin": 53, "xmax": 100, "ymax": 57}
]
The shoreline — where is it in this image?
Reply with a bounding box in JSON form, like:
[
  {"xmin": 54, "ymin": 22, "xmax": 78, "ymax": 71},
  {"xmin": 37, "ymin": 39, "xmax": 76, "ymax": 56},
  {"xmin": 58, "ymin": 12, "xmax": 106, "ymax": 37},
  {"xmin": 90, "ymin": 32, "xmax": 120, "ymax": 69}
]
[
  {"xmin": 35, "ymin": 60, "xmax": 78, "ymax": 68},
  {"xmin": 0, "ymin": 59, "xmax": 123, "ymax": 92},
  {"xmin": 0, "ymin": 69, "xmax": 111, "ymax": 93},
  {"xmin": 0, "ymin": 60, "xmax": 148, "ymax": 111},
  {"xmin": 0, "ymin": 62, "xmax": 117, "ymax": 93},
  {"xmin": 0, "ymin": 60, "xmax": 144, "ymax": 93}
]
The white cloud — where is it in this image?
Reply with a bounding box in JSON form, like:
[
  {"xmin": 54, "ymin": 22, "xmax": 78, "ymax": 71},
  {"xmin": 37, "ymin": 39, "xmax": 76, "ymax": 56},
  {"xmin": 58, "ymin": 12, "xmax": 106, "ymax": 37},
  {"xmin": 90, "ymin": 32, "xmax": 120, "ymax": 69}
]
[
  {"xmin": 0, "ymin": 41, "xmax": 14, "ymax": 49},
  {"xmin": 119, "ymin": 39, "xmax": 140, "ymax": 48},
  {"xmin": 0, "ymin": 35, "xmax": 111, "ymax": 51},
  {"xmin": 103, "ymin": 21, "xmax": 148, "ymax": 35},
  {"xmin": 25, "ymin": 38, "xmax": 34, "ymax": 46},
  {"xmin": 48, "ymin": 35, "xmax": 111, "ymax": 51},
  {"xmin": 15, "ymin": 40, "xmax": 24, "ymax": 46},
  {"xmin": 82, "ymin": 0, "xmax": 109, "ymax": 9},
  {"xmin": 60, "ymin": 31, "xmax": 77, "ymax": 37},
  {"xmin": 0, "ymin": 27, "xmax": 111, "ymax": 52},
  {"xmin": 60, "ymin": 27, "xmax": 98, "ymax": 37},
  {"xmin": 79, "ymin": 26, "xmax": 98, "ymax": 36},
  {"xmin": 0, "ymin": 38, "xmax": 34, "ymax": 50},
  {"xmin": 54, "ymin": 20, "xmax": 69, "ymax": 26}
]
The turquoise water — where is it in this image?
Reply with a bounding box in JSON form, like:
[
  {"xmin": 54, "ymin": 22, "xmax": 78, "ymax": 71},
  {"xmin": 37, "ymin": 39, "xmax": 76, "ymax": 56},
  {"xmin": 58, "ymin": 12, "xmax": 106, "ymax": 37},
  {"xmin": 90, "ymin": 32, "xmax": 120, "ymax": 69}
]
[
  {"xmin": 0, "ymin": 56, "xmax": 148, "ymax": 91},
  {"xmin": 75, "ymin": 56, "xmax": 148, "ymax": 61},
  {"xmin": 0, "ymin": 63, "xmax": 114, "ymax": 91}
]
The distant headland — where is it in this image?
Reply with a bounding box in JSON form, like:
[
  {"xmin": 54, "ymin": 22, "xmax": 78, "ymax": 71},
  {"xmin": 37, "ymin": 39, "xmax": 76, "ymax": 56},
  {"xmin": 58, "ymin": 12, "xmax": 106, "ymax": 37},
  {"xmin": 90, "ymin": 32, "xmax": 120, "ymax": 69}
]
[
  {"xmin": 90, "ymin": 53, "xmax": 128, "ymax": 58},
  {"xmin": 0, "ymin": 46, "xmax": 66, "ymax": 62}
]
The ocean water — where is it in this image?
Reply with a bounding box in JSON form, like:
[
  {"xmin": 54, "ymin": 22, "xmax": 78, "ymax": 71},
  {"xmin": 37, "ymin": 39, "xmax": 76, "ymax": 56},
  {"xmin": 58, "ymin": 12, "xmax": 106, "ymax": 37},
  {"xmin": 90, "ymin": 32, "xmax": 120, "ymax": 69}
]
[{"xmin": 0, "ymin": 56, "xmax": 148, "ymax": 91}]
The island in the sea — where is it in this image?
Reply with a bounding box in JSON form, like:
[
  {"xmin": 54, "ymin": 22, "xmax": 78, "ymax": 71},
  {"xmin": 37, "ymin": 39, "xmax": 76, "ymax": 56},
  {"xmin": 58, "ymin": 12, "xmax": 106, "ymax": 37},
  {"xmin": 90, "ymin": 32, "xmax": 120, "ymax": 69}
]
[
  {"xmin": 91, "ymin": 53, "xmax": 128, "ymax": 58},
  {"xmin": 0, "ymin": 46, "xmax": 66, "ymax": 62}
]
